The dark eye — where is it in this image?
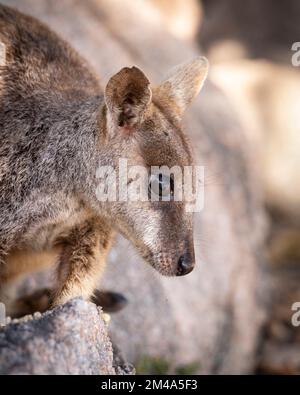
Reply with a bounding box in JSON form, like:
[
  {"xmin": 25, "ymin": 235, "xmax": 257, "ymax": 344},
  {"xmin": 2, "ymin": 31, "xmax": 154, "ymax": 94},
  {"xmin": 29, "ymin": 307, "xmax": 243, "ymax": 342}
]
[{"xmin": 148, "ymin": 173, "xmax": 174, "ymax": 201}]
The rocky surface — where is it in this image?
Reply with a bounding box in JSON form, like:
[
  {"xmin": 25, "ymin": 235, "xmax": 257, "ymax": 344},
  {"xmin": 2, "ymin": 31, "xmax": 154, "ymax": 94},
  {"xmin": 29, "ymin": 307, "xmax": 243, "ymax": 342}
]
[
  {"xmin": 0, "ymin": 298, "xmax": 134, "ymax": 375},
  {"xmin": 210, "ymin": 60, "xmax": 300, "ymax": 224},
  {"xmin": 2, "ymin": 0, "xmax": 268, "ymax": 374}
]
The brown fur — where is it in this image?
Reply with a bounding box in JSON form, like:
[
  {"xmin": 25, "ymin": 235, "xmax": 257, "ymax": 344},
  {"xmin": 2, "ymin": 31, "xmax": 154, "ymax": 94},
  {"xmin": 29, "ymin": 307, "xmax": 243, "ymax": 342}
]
[{"xmin": 0, "ymin": 4, "xmax": 208, "ymax": 316}]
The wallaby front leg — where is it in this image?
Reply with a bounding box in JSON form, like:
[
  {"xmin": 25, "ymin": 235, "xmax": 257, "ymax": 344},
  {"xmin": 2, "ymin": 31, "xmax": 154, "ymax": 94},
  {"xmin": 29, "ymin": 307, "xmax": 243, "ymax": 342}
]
[{"xmin": 53, "ymin": 220, "xmax": 113, "ymax": 307}]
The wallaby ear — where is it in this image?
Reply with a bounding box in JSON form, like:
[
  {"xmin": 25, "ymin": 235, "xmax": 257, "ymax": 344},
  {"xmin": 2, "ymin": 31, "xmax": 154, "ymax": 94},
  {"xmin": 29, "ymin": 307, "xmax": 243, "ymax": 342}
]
[
  {"xmin": 105, "ymin": 66, "xmax": 152, "ymax": 132},
  {"xmin": 155, "ymin": 57, "xmax": 209, "ymax": 119}
]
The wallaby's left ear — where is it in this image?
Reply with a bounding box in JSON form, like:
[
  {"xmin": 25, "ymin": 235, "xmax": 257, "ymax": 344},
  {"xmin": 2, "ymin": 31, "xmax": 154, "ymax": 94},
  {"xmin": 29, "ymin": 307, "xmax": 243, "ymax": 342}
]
[
  {"xmin": 105, "ymin": 66, "xmax": 152, "ymax": 133},
  {"xmin": 155, "ymin": 56, "xmax": 209, "ymax": 119}
]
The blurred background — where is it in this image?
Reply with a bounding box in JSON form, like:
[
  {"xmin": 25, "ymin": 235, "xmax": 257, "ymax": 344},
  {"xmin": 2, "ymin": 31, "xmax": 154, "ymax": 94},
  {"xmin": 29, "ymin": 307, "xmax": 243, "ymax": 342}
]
[
  {"xmin": 197, "ymin": 0, "xmax": 300, "ymax": 374},
  {"xmin": 2, "ymin": 0, "xmax": 300, "ymax": 374}
]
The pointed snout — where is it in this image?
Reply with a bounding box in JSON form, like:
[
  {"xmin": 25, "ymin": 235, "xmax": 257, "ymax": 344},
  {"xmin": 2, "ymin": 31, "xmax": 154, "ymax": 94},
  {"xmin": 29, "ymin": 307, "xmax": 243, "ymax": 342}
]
[{"xmin": 176, "ymin": 251, "xmax": 195, "ymax": 276}]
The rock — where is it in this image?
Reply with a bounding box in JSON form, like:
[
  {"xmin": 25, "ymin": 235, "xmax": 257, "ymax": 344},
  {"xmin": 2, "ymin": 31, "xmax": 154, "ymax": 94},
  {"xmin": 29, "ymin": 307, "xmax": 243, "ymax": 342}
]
[
  {"xmin": 0, "ymin": 298, "xmax": 133, "ymax": 375},
  {"xmin": 210, "ymin": 60, "xmax": 300, "ymax": 223},
  {"xmin": 198, "ymin": 1, "xmax": 300, "ymax": 223},
  {"xmin": 3, "ymin": 0, "xmax": 268, "ymax": 374},
  {"xmin": 196, "ymin": 1, "xmax": 300, "ymax": 374}
]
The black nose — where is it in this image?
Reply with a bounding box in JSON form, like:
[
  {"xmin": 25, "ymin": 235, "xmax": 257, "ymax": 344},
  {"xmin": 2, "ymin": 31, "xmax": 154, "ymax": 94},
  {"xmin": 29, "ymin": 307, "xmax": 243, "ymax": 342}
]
[{"xmin": 176, "ymin": 253, "xmax": 194, "ymax": 276}]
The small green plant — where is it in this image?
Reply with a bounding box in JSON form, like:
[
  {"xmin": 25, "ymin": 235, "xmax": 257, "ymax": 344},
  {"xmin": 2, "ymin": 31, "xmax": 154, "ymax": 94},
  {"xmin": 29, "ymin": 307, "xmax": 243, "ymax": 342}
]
[
  {"xmin": 136, "ymin": 356, "xmax": 170, "ymax": 375},
  {"xmin": 136, "ymin": 356, "xmax": 200, "ymax": 375},
  {"xmin": 175, "ymin": 362, "xmax": 201, "ymax": 375}
]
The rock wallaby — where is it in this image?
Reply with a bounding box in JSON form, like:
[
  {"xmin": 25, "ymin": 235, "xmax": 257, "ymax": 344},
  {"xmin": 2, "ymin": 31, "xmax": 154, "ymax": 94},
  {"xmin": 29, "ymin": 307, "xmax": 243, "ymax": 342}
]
[{"xmin": 0, "ymin": 4, "xmax": 208, "ymax": 317}]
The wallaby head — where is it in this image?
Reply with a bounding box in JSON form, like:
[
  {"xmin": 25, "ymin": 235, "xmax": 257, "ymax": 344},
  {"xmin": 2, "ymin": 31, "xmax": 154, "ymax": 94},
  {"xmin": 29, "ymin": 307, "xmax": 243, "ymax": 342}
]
[{"xmin": 96, "ymin": 57, "xmax": 209, "ymax": 276}]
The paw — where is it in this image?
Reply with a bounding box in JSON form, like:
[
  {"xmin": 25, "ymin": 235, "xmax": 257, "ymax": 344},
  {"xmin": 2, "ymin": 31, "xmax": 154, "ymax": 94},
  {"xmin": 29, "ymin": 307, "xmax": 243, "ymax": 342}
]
[
  {"xmin": 91, "ymin": 290, "xmax": 128, "ymax": 313},
  {"xmin": 12, "ymin": 288, "xmax": 53, "ymax": 318}
]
